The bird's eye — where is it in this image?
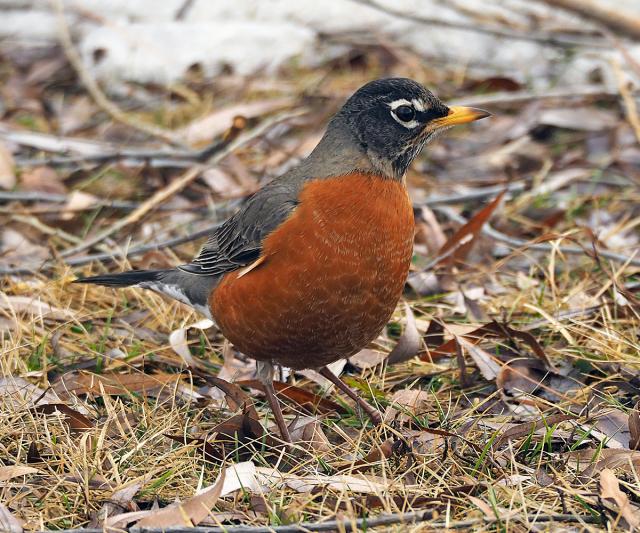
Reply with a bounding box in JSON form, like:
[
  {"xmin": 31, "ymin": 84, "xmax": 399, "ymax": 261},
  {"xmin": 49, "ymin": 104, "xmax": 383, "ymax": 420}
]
[{"xmin": 394, "ymin": 105, "xmax": 415, "ymax": 122}]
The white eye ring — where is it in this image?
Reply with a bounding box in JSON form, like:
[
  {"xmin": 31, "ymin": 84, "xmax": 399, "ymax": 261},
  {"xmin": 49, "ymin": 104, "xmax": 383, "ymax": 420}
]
[{"xmin": 389, "ymin": 99, "xmax": 419, "ymax": 129}]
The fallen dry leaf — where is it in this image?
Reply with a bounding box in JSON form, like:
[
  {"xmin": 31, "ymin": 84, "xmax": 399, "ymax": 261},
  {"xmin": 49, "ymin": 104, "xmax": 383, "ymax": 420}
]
[
  {"xmin": 589, "ymin": 408, "xmax": 631, "ymax": 450},
  {"xmin": 108, "ymin": 463, "xmax": 261, "ymax": 529},
  {"xmin": 349, "ymin": 349, "xmax": 387, "ymax": 369},
  {"xmin": 599, "ymin": 468, "xmax": 640, "ymax": 529},
  {"xmin": 19, "ymin": 166, "xmax": 65, "ymax": 194},
  {"xmin": 387, "ymin": 302, "xmax": 423, "ymax": 364},
  {"xmin": 169, "ymin": 318, "xmax": 214, "ymax": 367},
  {"xmin": 61, "ymin": 190, "xmax": 99, "ymax": 220},
  {"xmin": 436, "ymin": 191, "xmax": 505, "ymax": 268},
  {"xmin": 457, "ymin": 335, "xmax": 501, "ymax": 380},
  {"xmin": 0, "ymin": 465, "xmax": 39, "ymax": 483},
  {"xmin": 427, "ymin": 320, "xmax": 554, "ymax": 371},
  {"xmin": 0, "ymin": 294, "xmax": 76, "ymax": 322},
  {"xmin": 0, "ymin": 229, "xmax": 49, "ymax": 270},
  {"xmin": 494, "ymin": 413, "xmax": 575, "ymax": 448},
  {"xmin": 177, "ymin": 98, "xmax": 291, "ymax": 145},
  {"xmin": 288, "ymin": 416, "xmax": 331, "ymax": 453},
  {"xmin": 135, "ymin": 470, "xmax": 226, "ymax": 528},
  {"xmin": 538, "ymin": 107, "xmax": 618, "ymax": 132},
  {"xmin": 237, "ymin": 379, "xmax": 346, "ymax": 415},
  {"xmin": 54, "ymin": 370, "xmax": 182, "ymax": 398},
  {"xmin": 0, "ymin": 142, "xmax": 16, "ymax": 189},
  {"xmin": 629, "ymin": 400, "xmax": 640, "ymax": 450},
  {"xmin": 0, "ymin": 504, "xmax": 23, "ymax": 533},
  {"xmin": 0, "ymin": 376, "xmax": 67, "ymax": 410},
  {"xmin": 384, "ymin": 389, "xmax": 431, "ymax": 424}
]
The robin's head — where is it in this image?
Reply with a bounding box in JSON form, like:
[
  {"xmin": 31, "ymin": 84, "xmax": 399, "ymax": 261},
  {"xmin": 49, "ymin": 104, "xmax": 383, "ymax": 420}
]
[{"xmin": 330, "ymin": 78, "xmax": 489, "ymax": 179}]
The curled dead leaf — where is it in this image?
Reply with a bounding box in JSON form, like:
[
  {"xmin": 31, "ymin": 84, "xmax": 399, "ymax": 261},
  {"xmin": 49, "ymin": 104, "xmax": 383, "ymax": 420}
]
[
  {"xmin": 599, "ymin": 468, "xmax": 640, "ymax": 529},
  {"xmin": 169, "ymin": 318, "xmax": 214, "ymax": 368},
  {"xmin": 387, "ymin": 302, "xmax": 423, "ymax": 364},
  {"xmin": 384, "ymin": 389, "xmax": 431, "ymax": 424}
]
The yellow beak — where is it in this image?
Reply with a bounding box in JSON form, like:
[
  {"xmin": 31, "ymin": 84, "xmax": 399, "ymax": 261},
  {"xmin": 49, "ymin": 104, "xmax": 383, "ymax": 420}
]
[{"xmin": 431, "ymin": 106, "xmax": 491, "ymax": 129}]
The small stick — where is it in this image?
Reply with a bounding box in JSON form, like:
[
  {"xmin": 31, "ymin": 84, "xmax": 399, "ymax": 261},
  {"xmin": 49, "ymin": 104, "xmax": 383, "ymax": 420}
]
[
  {"xmin": 351, "ymin": 0, "xmax": 607, "ymax": 48},
  {"xmin": 52, "ymin": 0, "xmax": 181, "ymax": 146},
  {"xmin": 318, "ymin": 366, "xmax": 382, "ymax": 425},
  {"xmin": 58, "ymin": 111, "xmax": 303, "ymax": 259},
  {"xmin": 38, "ymin": 511, "xmax": 600, "ymax": 533}
]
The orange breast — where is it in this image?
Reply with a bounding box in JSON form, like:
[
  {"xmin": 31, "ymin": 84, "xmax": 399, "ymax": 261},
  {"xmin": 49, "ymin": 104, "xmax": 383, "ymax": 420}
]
[{"xmin": 210, "ymin": 172, "xmax": 415, "ymax": 369}]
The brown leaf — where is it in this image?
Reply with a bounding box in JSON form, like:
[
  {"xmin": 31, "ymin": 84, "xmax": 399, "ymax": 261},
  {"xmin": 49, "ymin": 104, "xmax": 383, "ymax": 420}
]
[
  {"xmin": 494, "ymin": 413, "xmax": 575, "ymax": 448},
  {"xmin": 436, "ymin": 191, "xmax": 505, "ymax": 267},
  {"xmin": 384, "ymin": 389, "xmax": 430, "ymax": 424},
  {"xmin": 423, "ymin": 319, "xmax": 444, "ymax": 349},
  {"xmin": 629, "ymin": 401, "xmax": 640, "ymax": 450},
  {"xmin": 0, "ymin": 295, "xmax": 76, "ymax": 322},
  {"xmin": 20, "ymin": 166, "xmax": 65, "ymax": 194},
  {"xmin": 205, "ymin": 375, "xmax": 258, "ymax": 417},
  {"xmin": 0, "ymin": 465, "xmax": 39, "ymax": 482},
  {"xmin": 0, "ymin": 504, "xmax": 23, "ymax": 533},
  {"xmin": 387, "ymin": 302, "xmax": 423, "ymax": 364},
  {"xmin": 177, "ymin": 99, "xmax": 291, "ymax": 145},
  {"xmin": 288, "ymin": 417, "xmax": 331, "ymax": 453},
  {"xmin": 135, "ymin": 470, "xmax": 226, "ymax": 528},
  {"xmin": 576, "ymin": 449, "xmax": 640, "ymax": 479},
  {"xmin": 0, "ymin": 142, "xmax": 16, "ymax": 189},
  {"xmin": 539, "ymin": 107, "xmax": 618, "ymax": 132},
  {"xmin": 217, "ymin": 343, "xmax": 257, "ymax": 382},
  {"xmin": 61, "ymin": 191, "xmax": 99, "ymax": 220},
  {"xmin": 350, "ymin": 439, "xmax": 394, "ymax": 471},
  {"xmin": 33, "ymin": 404, "xmax": 93, "ymax": 431},
  {"xmin": 599, "ymin": 468, "xmax": 640, "ymax": 529},
  {"xmin": 237, "ymin": 380, "xmax": 346, "ymax": 415},
  {"xmin": 496, "ymin": 363, "xmax": 541, "ymax": 400},
  {"xmin": 54, "ymin": 371, "xmax": 181, "ymax": 398},
  {"xmin": 457, "ymin": 336, "xmax": 501, "ymax": 381},
  {"xmin": 349, "ymin": 349, "xmax": 387, "ymax": 370},
  {"xmin": 590, "ymin": 408, "xmax": 631, "ymax": 450}
]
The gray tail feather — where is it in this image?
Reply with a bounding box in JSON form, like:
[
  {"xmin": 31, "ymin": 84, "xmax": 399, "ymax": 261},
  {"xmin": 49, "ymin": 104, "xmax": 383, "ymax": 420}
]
[
  {"xmin": 73, "ymin": 269, "xmax": 167, "ymax": 287},
  {"xmin": 74, "ymin": 268, "xmax": 218, "ymax": 319}
]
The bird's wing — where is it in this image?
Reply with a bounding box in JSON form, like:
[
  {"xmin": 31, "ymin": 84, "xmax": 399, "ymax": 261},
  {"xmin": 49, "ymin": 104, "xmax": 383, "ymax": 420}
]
[{"xmin": 178, "ymin": 180, "xmax": 301, "ymax": 276}]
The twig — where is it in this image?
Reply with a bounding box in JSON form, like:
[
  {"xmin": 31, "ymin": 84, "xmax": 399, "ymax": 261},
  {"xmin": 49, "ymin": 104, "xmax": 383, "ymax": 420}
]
[
  {"xmin": 52, "ymin": 0, "xmax": 181, "ymax": 146},
  {"xmin": 447, "ymin": 85, "xmax": 630, "ymax": 108},
  {"xmin": 611, "ymin": 60, "xmax": 640, "ymax": 146},
  {"xmin": 0, "ymin": 190, "xmax": 217, "ymax": 214},
  {"xmin": 350, "ymin": 0, "xmax": 607, "ymax": 48},
  {"xmin": 433, "ymin": 206, "xmax": 640, "ymax": 267},
  {"xmin": 541, "ymin": 0, "xmax": 640, "ymax": 41},
  {"xmin": 420, "ymin": 182, "xmax": 525, "ymax": 206},
  {"xmin": 0, "ymin": 222, "xmax": 223, "ymax": 276},
  {"xmin": 35, "ymin": 511, "xmax": 600, "ymax": 533},
  {"xmin": 58, "ymin": 110, "xmax": 302, "ymax": 259}
]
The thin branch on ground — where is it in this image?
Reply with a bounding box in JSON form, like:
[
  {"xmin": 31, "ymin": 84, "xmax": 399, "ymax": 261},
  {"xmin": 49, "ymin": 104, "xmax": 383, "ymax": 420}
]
[
  {"xmin": 52, "ymin": 0, "xmax": 181, "ymax": 146},
  {"xmin": 612, "ymin": 60, "xmax": 640, "ymax": 146},
  {"xmin": 0, "ymin": 222, "xmax": 223, "ymax": 276},
  {"xmin": 34, "ymin": 511, "xmax": 601, "ymax": 533},
  {"xmin": 540, "ymin": 0, "xmax": 640, "ymax": 41},
  {"xmin": 350, "ymin": 0, "xmax": 607, "ymax": 48},
  {"xmin": 58, "ymin": 110, "xmax": 303, "ymax": 259},
  {"xmin": 447, "ymin": 85, "xmax": 631, "ymax": 108}
]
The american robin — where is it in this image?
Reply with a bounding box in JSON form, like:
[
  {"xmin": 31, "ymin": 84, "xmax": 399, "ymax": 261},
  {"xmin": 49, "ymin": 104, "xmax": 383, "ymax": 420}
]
[{"xmin": 76, "ymin": 78, "xmax": 489, "ymax": 442}]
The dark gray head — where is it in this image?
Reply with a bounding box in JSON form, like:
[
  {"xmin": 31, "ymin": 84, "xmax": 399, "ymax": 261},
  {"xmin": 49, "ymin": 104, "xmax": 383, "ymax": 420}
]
[{"xmin": 325, "ymin": 78, "xmax": 489, "ymax": 179}]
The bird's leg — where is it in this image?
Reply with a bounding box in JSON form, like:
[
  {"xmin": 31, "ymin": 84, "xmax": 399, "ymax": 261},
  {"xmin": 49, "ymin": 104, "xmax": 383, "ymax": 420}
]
[
  {"xmin": 318, "ymin": 366, "xmax": 382, "ymax": 425},
  {"xmin": 256, "ymin": 360, "xmax": 292, "ymax": 443}
]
